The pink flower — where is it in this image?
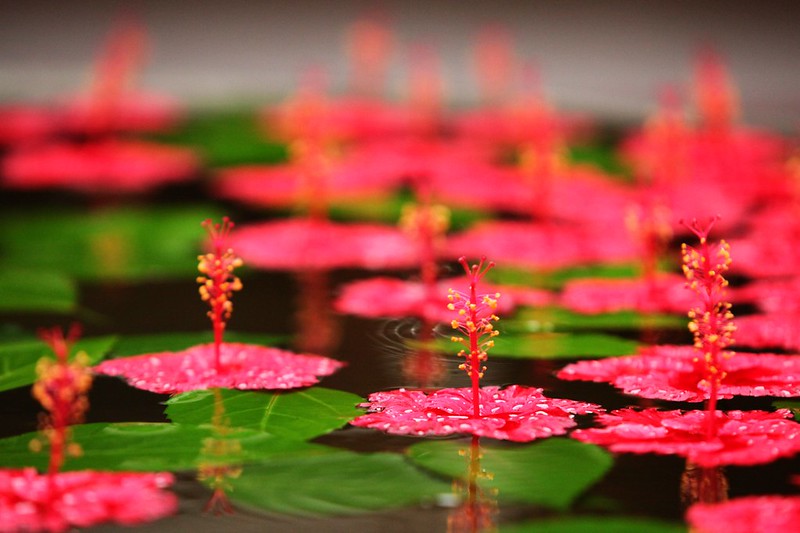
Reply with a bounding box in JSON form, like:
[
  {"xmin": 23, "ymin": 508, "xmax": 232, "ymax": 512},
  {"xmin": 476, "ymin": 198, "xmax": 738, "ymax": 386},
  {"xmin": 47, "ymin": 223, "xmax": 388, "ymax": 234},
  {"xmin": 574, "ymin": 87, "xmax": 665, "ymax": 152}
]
[
  {"xmin": 2, "ymin": 140, "xmax": 197, "ymax": 193},
  {"xmin": 572, "ymin": 408, "xmax": 800, "ymax": 467},
  {"xmin": 229, "ymin": 218, "xmax": 419, "ymax": 270},
  {"xmin": 93, "ymin": 342, "xmax": 344, "ymax": 394},
  {"xmin": 730, "ymin": 230, "xmax": 800, "ymax": 279},
  {"xmin": 557, "ymin": 345, "xmax": 800, "ymax": 402},
  {"xmin": 559, "ymin": 273, "xmax": 692, "ymax": 314},
  {"xmin": 735, "ymin": 313, "xmax": 800, "ymax": 352},
  {"xmin": 0, "ymin": 105, "xmax": 59, "ymax": 147},
  {"xmin": 686, "ymin": 495, "xmax": 800, "ymax": 533},
  {"xmin": 446, "ymin": 221, "xmax": 636, "ymax": 270},
  {"xmin": 351, "ymin": 385, "xmax": 600, "ymax": 442},
  {"xmin": 333, "ymin": 276, "xmax": 548, "ymax": 322},
  {"xmin": 59, "ymin": 92, "xmax": 182, "ymax": 136},
  {"xmin": 213, "ymin": 160, "xmax": 403, "ymax": 209},
  {"xmin": 734, "ymin": 277, "xmax": 800, "ymax": 313},
  {"xmin": 0, "ymin": 468, "xmax": 176, "ymax": 532}
]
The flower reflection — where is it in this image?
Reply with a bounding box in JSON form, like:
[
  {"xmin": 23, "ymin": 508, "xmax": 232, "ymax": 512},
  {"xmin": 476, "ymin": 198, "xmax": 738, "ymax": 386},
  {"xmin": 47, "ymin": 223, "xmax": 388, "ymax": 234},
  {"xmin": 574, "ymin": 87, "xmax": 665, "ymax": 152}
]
[
  {"xmin": 681, "ymin": 463, "xmax": 728, "ymax": 508},
  {"xmin": 447, "ymin": 436, "xmax": 497, "ymax": 533},
  {"xmin": 0, "ymin": 327, "xmax": 176, "ymax": 532},
  {"xmin": 197, "ymin": 389, "xmax": 242, "ymax": 516}
]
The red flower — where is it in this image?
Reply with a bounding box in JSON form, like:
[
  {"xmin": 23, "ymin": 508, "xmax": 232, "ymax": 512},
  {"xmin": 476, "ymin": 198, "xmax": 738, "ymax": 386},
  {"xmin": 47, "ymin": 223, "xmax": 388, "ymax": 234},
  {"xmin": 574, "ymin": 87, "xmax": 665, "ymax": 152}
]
[
  {"xmin": 447, "ymin": 221, "xmax": 636, "ymax": 270},
  {"xmin": 687, "ymin": 495, "xmax": 800, "ymax": 533},
  {"xmin": 557, "ymin": 345, "xmax": 800, "ymax": 402},
  {"xmin": 197, "ymin": 218, "xmax": 243, "ymax": 372},
  {"xmin": 734, "ymin": 277, "xmax": 800, "ymax": 313},
  {"xmin": 735, "ymin": 313, "xmax": 800, "ymax": 352},
  {"xmin": 333, "ymin": 276, "xmax": 548, "ymax": 322},
  {"xmin": 572, "ymin": 408, "xmax": 800, "ymax": 467},
  {"xmin": 559, "ymin": 273, "xmax": 692, "ymax": 314},
  {"xmin": 229, "ymin": 218, "xmax": 419, "ymax": 270},
  {"xmin": 0, "ymin": 105, "xmax": 59, "ymax": 147},
  {"xmin": 350, "ymin": 385, "xmax": 600, "ymax": 442},
  {"xmin": 0, "ymin": 468, "xmax": 176, "ymax": 532},
  {"xmin": 214, "ymin": 160, "xmax": 403, "ymax": 210},
  {"xmin": 93, "ymin": 342, "xmax": 343, "ymax": 394},
  {"xmin": 2, "ymin": 140, "xmax": 197, "ymax": 193}
]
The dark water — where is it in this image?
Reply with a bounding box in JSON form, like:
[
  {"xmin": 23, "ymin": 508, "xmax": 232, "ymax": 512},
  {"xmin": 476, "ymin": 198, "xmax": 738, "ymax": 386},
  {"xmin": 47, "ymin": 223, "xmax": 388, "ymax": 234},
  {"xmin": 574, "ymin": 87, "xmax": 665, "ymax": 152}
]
[{"xmin": 2, "ymin": 186, "xmax": 798, "ymax": 532}]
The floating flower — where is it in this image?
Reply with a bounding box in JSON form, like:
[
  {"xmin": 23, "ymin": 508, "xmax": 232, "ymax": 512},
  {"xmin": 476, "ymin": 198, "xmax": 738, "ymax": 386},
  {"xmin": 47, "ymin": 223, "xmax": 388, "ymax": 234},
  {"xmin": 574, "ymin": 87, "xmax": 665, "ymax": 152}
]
[
  {"xmin": 559, "ymin": 274, "xmax": 692, "ymax": 315},
  {"xmin": 351, "ymin": 257, "xmax": 601, "ymax": 441},
  {"xmin": 572, "ymin": 408, "xmax": 800, "ymax": 467},
  {"xmin": 351, "ymin": 385, "xmax": 598, "ymax": 442},
  {"xmin": 447, "ymin": 221, "xmax": 636, "ymax": 270},
  {"xmin": 447, "ymin": 257, "xmax": 501, "ymax": 414},
  {"xmin": 31, "ymin": 326, "xmax": 91, "ymax": 475},
  {"xmin": 229, "ymin": 218, "xmax": 419, "ymax": 271},
  {"xmin": 734, "ymin": 276, "xmax": 800, "ymax": 314},
  {"xmin": 213, "ymin": 159, "xmax": 403, "ymax": 210},
  {"xmin": 59, "ymin": 18, "xmax": 181, "ymax": 135},
  {"xmin": 2, "ymin": 140, "xmax": 197, "ymax": 193},
  {"xmin": 333, "ymin": 277, "xmax": 549, "ymax": 322},
  {"xmin": 197, "ymin": 217, "xmax": 243, "ymax": 372},
  {"xmin": 94, "ymin": 218, "xmax": 344, "ymax": 392},
  {"xmin": 0, "ymin": 105, "xmax": 59, "ymax": 147},
  {"xmin": 557, "ymin": 344, "xmax": 800, "ymax": 402},
  {"xmin": 734, "ymin": 313, "xmax": 800, "ymax": 352},
  {"xmin": 93, "ymin": 342, "xmax": 343, "ymax": 394},
  {"xmin": 0, "ymin": 468, "xmax": 177, "ymax": 533},
  {"xmin": 686, "ymin": 495, "xmax": 800, "ymax": 533},
  {"xmin": 0, "ymin": 327, "xmax": 177, "ymax": 532}
]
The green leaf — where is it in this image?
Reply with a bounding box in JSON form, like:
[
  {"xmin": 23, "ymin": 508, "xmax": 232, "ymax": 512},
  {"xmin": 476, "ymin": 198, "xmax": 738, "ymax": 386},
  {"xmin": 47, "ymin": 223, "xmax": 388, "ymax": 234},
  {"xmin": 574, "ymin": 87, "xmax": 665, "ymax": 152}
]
[
  {"xmin": 0, "ymin": 269, "xmax": 77, "ymax": 313},
  {"xmin": 112, "ymin": 331, "xmax": 287, "ymax": 357},
  {"xmin": 0, "ymin": 422, "xmax": 331, "ymax": 472},
  {"xmin": 491, "ymin": 332, "xmax": 639, "ymax": 359},
  {"xmin": 329, "ymin": 193, "xmax": 485, "ymax": 230},
  {"xmin": 430, "ymin": 332, "xmax": 638, "ymax": 360},
  {"xmin": 489, "ymin": 264, "xmax": 642, "ymax": 290},
  {"xmin": 0, "ymin": 205, "xmax": 223, "ymax": 281},
  {"xmin": 567, "ymin": 144, "xmax": 633, "ymax": 180},
  {"xmin": 502, "ymin": 516, "xmax": 686, "ymax": 533},
  {"xmin": 230, "ymin": 450, "xmax": 451, "ymax": 516},
  {"xmin": 505, "ymin": 307, "xmax": 685, "ymax": 333},
  {"xmin": 0, "ymin": 335, "xmax": 116, "ymax": 392},
  {"xmin": 165, "ymin": 387, "xmax": 362, "ymax": 440},
  {"xmin": 149, "ymin": 110, "xmax": 288, "ymax": 167},
  {"xmin": 407, "ymin": 439, "xmax": 612, "ymax": 510}
]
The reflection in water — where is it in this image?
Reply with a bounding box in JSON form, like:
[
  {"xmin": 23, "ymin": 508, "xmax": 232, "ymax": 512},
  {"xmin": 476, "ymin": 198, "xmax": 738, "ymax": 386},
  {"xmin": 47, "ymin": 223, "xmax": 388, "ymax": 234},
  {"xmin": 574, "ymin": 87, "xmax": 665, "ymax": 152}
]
[
  {"xmin": 197, "ymin": 388, "xmax": 243, "ymax": 515},
  {"xmin": 295, "ymin": 270, "xmax": 340, "ymax": 355},
  {"xmin": 681, "ymin": 462, "xmax": 729, "ymax": 508},
  {"xmin": 448, "ymin": 436, "xmax": 497, "ymax": 533},
  {"xmin": 90, "ymin": 229, "xmax": 130, "ymax": 278},
  {"xmin": 402, "ymin": 318, "xmax": 447, "ymax": 389}
]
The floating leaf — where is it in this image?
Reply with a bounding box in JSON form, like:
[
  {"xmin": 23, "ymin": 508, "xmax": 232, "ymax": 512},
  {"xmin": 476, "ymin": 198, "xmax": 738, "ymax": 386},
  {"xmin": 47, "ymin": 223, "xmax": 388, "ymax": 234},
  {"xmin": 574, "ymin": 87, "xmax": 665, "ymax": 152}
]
[
  {"xmin": 505, "ymin": 307, "xmax": 685, "ymax": 333},
  {"xmin": 112, "ymin": 331, "xmax": 287, "ymax": 358},
  {"xmin": 489, "ymin": 264, "xmax": 640, "ymax": 290},
  {"xmin": 165, "ymin": 387, "xmax": 362, "ymax": 440},
  {"xmin": 150, "ymin": 110, "xmax": 288, "ymax": 167},
  {"xmin": 433, "ymin": 332, "xmax": 638, "ymax": 359},
  {"xmin": 568, "ymin": 143, "xmax": 633, "ymax": 180},
  {"xmin": 330, "ymin": 193, "xmax": 485, "ymax": 230},
  {"xmin": 502, "ymin": 516, "xmax": 685, "ymax": 533},
  {"xmin": 0, "ymin": 269, "xmax": 77, "ymax": 313},
  {"xmin": 230, "ymin": 450, "xmax": 450, "ymax": 516},
  {"xmin": 0, "ymin": 422, "xmax": 331, "ymax": 472},
  {"xmin": 0, "ymin": 335, "xmax": 116, "ymax": 392},
  {"xmin": 0, "ymin": 206, "xmax": 223, "ymax": 280},
  {"xmin": 407, "ymin": 438, "xmax": 612, "ymax": 510}
]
